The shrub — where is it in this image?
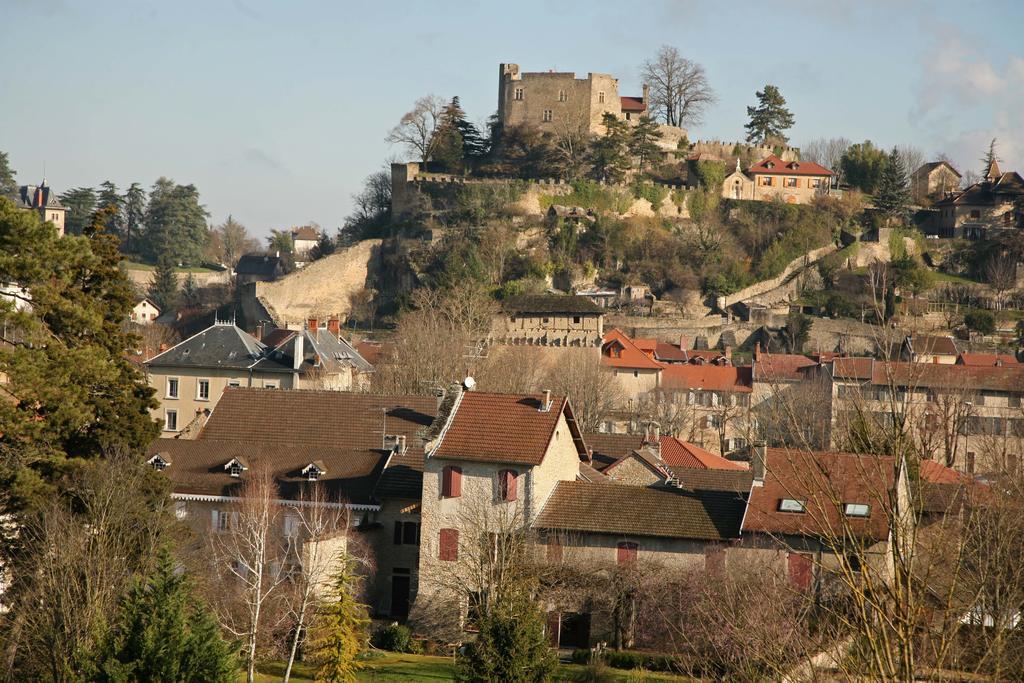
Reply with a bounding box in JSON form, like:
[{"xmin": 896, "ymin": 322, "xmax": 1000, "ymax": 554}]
[
  {"xmin": 372, "ymin": 623, "xmax": 418, "ymax": 653},
  {"xmin": 631, "ymin": 182, "xmax": 668, "ymax": 210},
  {"xmin": 603, "ymin": 650, "xmax": 680, "ymax": 673},
  {"xmin": 964, "ymin": 309, "xmax": 996, "ymax": 335}
]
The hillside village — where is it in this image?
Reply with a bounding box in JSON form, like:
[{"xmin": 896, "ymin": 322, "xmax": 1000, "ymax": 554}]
[{"xmin": 4, "ymin": 32, "xmax": 1024, "ymax": 683}]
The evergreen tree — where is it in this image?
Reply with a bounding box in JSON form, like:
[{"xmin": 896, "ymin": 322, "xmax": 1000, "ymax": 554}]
[
  {"xmin": 59, "ymin": 186, "xmax": 97, "ymax": 235},
  {"xmin": 840, "ymin": 141, "xmax": 888, "ymax": 194},
  {"xmin": 981, "ymin": 138, "xmax": 1000, "ymax": 177},
  {"xmin": 590, "ymin": 113, "xmax": 631, "ymax": 183},
  {"xmin": 448, "ymin": 96, "xmax": 488, "ymax": 159},
  {"xmin": 148, "ymin": 257, "xmax": 179, "ymax": 311},
  {"xmin": 123, "ymin": 182, "xmax": 147, "ymax": 255},
  {"xmin": 455, "ymin": 588, "xmax": 557, "ymax": 683},
  {"xmin": 95, "ymin": 181, "xmax": 125, "ymax": 242},
  {"xmin": 0, "ymin": 150, "xmax": 17, "ymax": 197},
  {"xmin": 181, "ymin": 273, "xmax": 201, "ymax": 308},
  {"xmin": 310, "ymin": 230, "xmax": 336, "ymax": 260},
  {"xmin": 309, "ymin": 557, "xmax": 369, "ymax": 683},
  {"xmin": 142, "ymin": 178, "xmax": 209, "ymax": 266},
  {"xmin": 267, "ymin": 228, "xmax": 294, "ymax": 255},
  {"xmin": 92, "ymin": 547, "xmax": 237, "ymax": 683},
  {"xmin": 628, "ymin": 116, "xmax": 664, "ymax": 174},
  {"xmin": 875, "ymin": 146, "xmax": 911, "ymax": 221},
  {"xmin": 0, "ymin": 201, "xmax": 159, "ymax": 510},
  {"xmin": 744, "ymin": 84, "xmax": 795, "ymax": 145}
]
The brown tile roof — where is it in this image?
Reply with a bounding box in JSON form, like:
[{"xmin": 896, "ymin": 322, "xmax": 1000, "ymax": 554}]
[
  {"xmin": 747, "ymin": 155, "xmax": 833, "ymax": 177},
  {"xmin": 672, "ymin": 468, "xmax": 753, "ymax": 493},
  {"xmin": 602, "ymin": 329, "xmax": 664, "ymax": 370},
  {"xmin": 620, "ymin": 96, "xmax": 646, "ymax": 112},
  {"xmin": 661, "ymin": 364, "xmax": 753, "ymax": 393},
  {"xmin": 145, "ymin": 438, "xmax": 385, "ymax": 504},
  {"xmin": 291, "ymin": 225, "xmax": 319, "ymax": 241},
  {"xmin": 503, "ymin": 295, "xmax": 604, "ymax": 315},
  {"xmin": 878, "ymin": 362, "xmax": 1024, "ymax": 392},
  {"xmin": 585, "ymin": 433, "xmax": 645, "ymax": 469},
  {"xmin": 743, "ymin": 448, "xmax": 897, "ymax": 542},
  {"xmin": 831, "ymin": 357, "xmax": 874, "ymax": 380},
  {"xmin": 905, "ymin": 334, "xmax": 959, "ymax": 357},
  {"xmin": 535, "ymin": 480, "xmax": 746, "ymax": 541},
  {"xmin": 753, "ymin": 353, "xmax": 818, "ymax": 382},
  {"xmin": 354, "ymin": 340, "xmax": 394, "ymax": 366},
  {"xmin": 431, "ymin": 392, "xmax": 588, "ymax": 467},
  {"xmin": 956, "ymin": 352, "xmax": 1019, "ymax": 367},
  {"xmin": 653, "ymin": 343, "xmax": 725, "ymax": 364},
  {"xmin": 660, "ymin": 438, "xmax": 748, "ymax": 470}
]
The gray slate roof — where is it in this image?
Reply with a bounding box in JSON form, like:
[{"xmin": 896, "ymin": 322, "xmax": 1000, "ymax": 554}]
[
  {"xmin": 146, "ymin": 322, "xmax": 269, "ymax": 370},
  {"xmin": 502, "ymin": 295, "xmax": 604, "ymax": 315}
]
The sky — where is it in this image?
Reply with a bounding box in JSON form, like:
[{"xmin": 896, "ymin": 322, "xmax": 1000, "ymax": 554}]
[{"xmin": 2, "ymin": 0, "xmax": 1022, "ymax": 238}]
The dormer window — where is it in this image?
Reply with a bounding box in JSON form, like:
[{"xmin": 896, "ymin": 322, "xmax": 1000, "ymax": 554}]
[
  {"xmin": 224, "ymin": 458, "xmax": 248, "ymax": 478},
  {"xmin": 778, "ymin": 498, "xmax": 806, "ymax": 513},
  {"xmin": 843, "ymin": 503, "xmax": 870, "ymax": 517},
  {"xmin": 302, "ymin": 461, "xmax": 326, "ymax": 482},
  {"xmin": 765, "ymin": 161, "xmax": 774, "ymax": 169},
  {"xmin": 147, "ymin": 454, "xmax": 170, "ymax": 471}
]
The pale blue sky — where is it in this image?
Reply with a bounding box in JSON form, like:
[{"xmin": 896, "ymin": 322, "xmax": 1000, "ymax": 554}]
[{"xmin": 2, "ymin": 0, "xmax": 1021, "ymax": 237}]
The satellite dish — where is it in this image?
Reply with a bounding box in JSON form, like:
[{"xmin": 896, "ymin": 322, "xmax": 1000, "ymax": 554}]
[{"xmin": 463, "ymin": 376, "xmax": 476, "ymax": 391}]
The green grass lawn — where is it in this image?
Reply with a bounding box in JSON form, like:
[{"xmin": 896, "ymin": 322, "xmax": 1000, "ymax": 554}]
[
  {"xmin": 252, "ymin": 652, "xmax": 695, "ymax": 682},
  {"xmin": 931, "ymin": 270, "xmax": 981, "ymax": 285},
  {"xmin": 120, "ymin": 259, "xmax": 218, "ymax": 273}
]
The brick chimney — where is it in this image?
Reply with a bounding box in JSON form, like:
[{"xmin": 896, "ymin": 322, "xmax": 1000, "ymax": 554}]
[
  {"xmin": 754, "ymin": 342, "xmax": 761, "ymax": 361},
  {"xmin": 307, "ymin": 317, "xmax": 318, "ymax": 332},
  {"xmin": 644, "ymin": 421, "xmax": 661, "ymax": 457},
  {"xmin": 541, "ymin": 389, "xmax": 552, "ymax": 412},
  {"xmin": 327, "ymin": 316, "xmax": 340, "ymax": 335},
  {"xmin": 679, "ymin": 335, "xmax": 688, "ymax": 351},
  {"xmin": 751, "ymin": 442, "xmax": 767, "ymax": 485},
  {"xmin": 724, "ymin": 345, "xmax": 732, "ymax": 361}
]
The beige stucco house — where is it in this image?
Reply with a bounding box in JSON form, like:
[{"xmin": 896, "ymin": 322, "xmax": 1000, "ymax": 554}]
[
  {"xmin": 911, "ymin": 161, "xmax": 961, "ymax": 201},
  {"xmin": 722, "ymin": 155, "xmax": 833, "ymax": 204},
  {"xmin": 933, "ymin": 160, "xmax": 1024, "ymax": 238}
]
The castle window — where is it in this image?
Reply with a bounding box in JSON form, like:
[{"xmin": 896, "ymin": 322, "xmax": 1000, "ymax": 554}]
[
  {"xmin": 514, "ymin": 87, "xmax": 523, "ymax": 101},
  {"xmin": 542, "ymin": 109, "xmax": 552, "ymax": 122},
  {"xmin": 558, "ymin": 89, "xmax": 567, "ymax": 102},
  {"xmin": 598, "ymin": 91, "xmax": 605, "ymax": 104}
]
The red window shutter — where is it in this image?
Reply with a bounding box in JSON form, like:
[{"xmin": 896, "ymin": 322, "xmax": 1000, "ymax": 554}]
[
  {"xmin": 442, "ymin": 466, "xmax": 462, "ymax": 498},
  {"xmin": 788, "ymin": 552, "xmax": 813, "ymax": 590},
  {"xmin": 616, "ymin": 542, "xmax": 638, "ymax": 565},
  {"xmin": 547, "ymin": 537, "xmax": 563, "ymax": 563},
  {"xmin": 439, "ymin": 528, "xmax": 459, "ymax": 561},
  {"xmin": 501, "ymin": 470, "xmax": 518, "ymax": 501}
]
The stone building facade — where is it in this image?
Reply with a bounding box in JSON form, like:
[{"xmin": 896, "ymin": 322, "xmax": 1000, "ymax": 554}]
[
  {"xmin": 490, "ymin": 295, "xmax": 605, "ymax": 347},
  {"xmin": 911, "ymin": 161, "xmax": 961, "ymax": 201}
]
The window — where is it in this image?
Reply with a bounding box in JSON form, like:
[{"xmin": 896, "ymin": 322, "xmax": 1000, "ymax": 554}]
[
  {"xmin": 812, "ymin": 178, "xmax": 822, "ymax": 188},
  {"xmin": 633, "ymin": 370, "xmax": 639, "ymax": 378},
  {"xmin": 558, "ymin": 89, "xmax": 567, "ymax": 102},
  {"xmin": 514, "ymin": 87, "xmax": 523, "ymax": 101},
  {"xmin": 166, "ymin": 377, "xmax": 179, "ymax": 399},
  {"xmin": 788, "ymin": 552, "xmax": 813, "ymax": 589},
  {"xmin": 214, "ymin": 509, "xmax": 233, "ymax": 532},
  {"xmin": 616, "ymin": 541, "xmax": 638, "ymax": 565},
  {"xmin": 573, "ymin": 315, "xmax": 581, "ymax": 324},
  {"xmin": 598, "ymin": 91, "xmax": 605, "ymax": 104},
  {"xmin": 227, "ymin": 379, "xmax": 241, "ymax": 388},
  {"xmin": 439, "ymin": 528, "xmax": 459, "ymax": 561},
  {"xmin": 394, "ymin": 521, "xmax": 420, "ymax": 545},
  {"xmin": 150, "ymin": 455, "xmax": 169, "ymax": 471},
  {"xmin": 441, "ymin": 465, "xmax": 462, "ymax": 498},
  {"xmin": 778, "ymin": 498, "xmax": 806, "ymax": 513},
  {"xmin": 542, "ymin": 109, "xmax": 552, "ymax": 122},
  {"xmin": 197, "ymin": 379, "xmax": 210, "ymax": 401},
  {"xmin": 164, "ymin": 410, "xmax": 178, "ymax": 431},
  {"xmin": 175, "ymin": 501, "xmax": 188, "ymax": 520},
  {"xmin": 762, "ymin": 176, "xmax": 774, "ymax": 186},
  {"xmin": 843, "ymin": 503, "xmax": 871, "ymax": 517},
  {"xmin": 227, "ymin": 460, "xmax": 245, "ymax": 478},
  {"xmin": 264, "ymin": 381, "xmax": 277, "ymax": 389},
  {"xmin": 284, "ymin": 514, "xmax": 299, "ymax": 538},
  {"xmin": 970, "ymin": 210, "xmax": 980, "ymax": 219},
  {"xmin": 542, "ymin": 317, "xmax": 550, "ymax": 324},
  {"xmin": 785, "ymin": 177, "xmax": 798, "ymax": 188},
  {"xmin": 498, "ymin": 469, "xmax": 518, "ymax": 502}
]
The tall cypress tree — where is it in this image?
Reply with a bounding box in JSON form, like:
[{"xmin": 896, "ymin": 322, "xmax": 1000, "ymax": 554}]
[
  {"xmin": 309, "ymin": 557, "xmax": 369, "ymax": 683},
  {"xmin": 744, "ymin": 84, "xmax": 795, "ymax": 145},
  {"xmin": 123, "ymin": 182, "xmax": 147, "ymax": 255},
  {"xmin": 875, "ymin": 146, "xmax": 911, "ymax": 221}
]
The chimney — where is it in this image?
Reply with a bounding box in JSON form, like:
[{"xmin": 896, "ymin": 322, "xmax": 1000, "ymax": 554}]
[
  {"xmin": 253, "ymin": 322, "xmax": 263, "ymax": 342},
  {"xmin": 644, "ymin": 422, "xmax": 661, "ymax": 456},
  {"xmin": 724, "ymin": 345, "xmax": 733, "ymax": 361},
  {"xmin": 754, "ymin": 342, "xmax": 761, "ymax": 361},
  {"xmin": 541, "ymin": 389, "xmax": 552, "ymax": 412},
  {"xmin": 293, "ymin": 332, "xmax": 305, "ymax": 371},
  {"xmin": 679, "ymin": 335, "xmax": 688, "ymax": 351},
  {"xmin": 307, "ymin": 317, "xmax": 318, "ymax": 332},
  {"xmin": 33, "ymin": 186, "xmax": 43, "ymax": 208},
  {"xmin": 327, "ymin": 316, "xmax": 340, "ymax": 335},
  {"xmin": 751, "ymin": 442, "xmax": 767, "ymax": 485},
  {"xmin": 396, "ymin": 434, "xmax": 407, "ymax": 454}
]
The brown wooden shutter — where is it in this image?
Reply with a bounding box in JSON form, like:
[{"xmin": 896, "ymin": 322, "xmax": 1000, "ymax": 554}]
[
  {"xmin": 500, "ymin": 469, "xmax": 518, "ymax": 501},
  {"xmin": 788, "ymin": 552, "xmax": 813, "ymax": 589},
  {"xmin": 442, "ymin": 466, "xmax": 462, "ymax": 498},
  {"xmin": 547, "ymin": 536, "xmax": 563, "ymax": 563},
  {"xmin": 616, "ymin": 541, "xmax": 638, "ymax": 565},
  {"xmin": 439, "ymin": 528, "xmax": 459, "ymax": 561}
]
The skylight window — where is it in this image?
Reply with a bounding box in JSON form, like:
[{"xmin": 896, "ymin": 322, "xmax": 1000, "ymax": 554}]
[
  {"xmin": 778, "ymin": 498, "xmax": 806, "ymax": 513},
  {"xmin": 844, "ymin": 503, "xmax": 870, "ymax": 517}
]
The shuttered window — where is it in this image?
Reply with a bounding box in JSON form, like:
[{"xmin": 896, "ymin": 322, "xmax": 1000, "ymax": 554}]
[
  {"xmin": 616, "ymin": 541, "xmax": 638, "ymax": 565},
  {"xmin": 499, "ymin": 469, "xmax": 518, "ymax": 502},
  {"xmin": 439, "ymin": 528, "xmax": 459, "ymax": 561},
  {"xmin": 788, "ymin": 552, "xmax": 813, "ymax": 589},
  {"xmin": 441, "ymin": 465, "xmax": 462, "ymax": 498}
]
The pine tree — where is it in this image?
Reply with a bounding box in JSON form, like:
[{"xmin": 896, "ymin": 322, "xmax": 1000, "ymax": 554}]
[
  {"xmin": 455, "ymin": 587, "xmax": 557, "ymax": 683},
  {"xmin": 181, "ymin": 273, "xmax": 200, "ymax": 308},
  {"xmin": 123, "ymin": 182, "xmax": 147, "ymax": 255},
  {"xmin": 448, "ymin": 96, "xmax": 488, "ymax": 159},
  {"xmin": 95, "ymin": 181, "xmax": 125, "ymax": 242},
  {"xmin": 0, "ymin": 200, "xmax": 159, "ymax": 510},
  {"xmin": 744, "ymin": 84, "xmax": 795, "ymax": 145},
  {"xmin": 142, "ymin": 178, "xmax": 209, "ymax": 266},
  {"xmin": 0, "ymin": 150, "xmax": 17, "ymax": 197},
  {"xmin": 92, "ymin": 547, "xmax": 237, "ymax": 683},
  {"xmin": 875, "ymin": 146, "xmax": 911, "ymax": 221},
  {"xmin": 628, "ymin": 116, "xmax": 664, "ymax": 174},
  {"xmin": 310, "ymin": 557, "xmax": 369, "ymax": 683},
  {"xmin": 149, "ymin": 257, "xmax": 179, "ymax": 311},
  {"xmin": 59, "ymin": 186, "xmax": 97, "ymax": 235},
  {"xmin": 590, "ymin": 113, "xmax": 631, "ymax": 183}
]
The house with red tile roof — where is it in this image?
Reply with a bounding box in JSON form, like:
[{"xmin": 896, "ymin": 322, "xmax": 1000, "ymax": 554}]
[
  {"xmin": 956, "ymin": 352, "xmax": 1019, "ymax": 367},
  {"xmin": 722, "ymin": 154, "xmax": 833, "ymax": 204},
  {"xmin": 601, "ymin": 328, "xmax": 664, "ymax": 399}
]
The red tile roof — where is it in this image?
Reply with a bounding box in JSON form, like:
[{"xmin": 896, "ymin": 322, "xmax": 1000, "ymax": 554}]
[
  {"xmin": 355, "ymin": 340, "xmax": 393, "ymax": 366},
  {"xmin": 660, "ymin": 438, "xmax": 748, "ymax": 470},
  {"xmin": 753, "ymin": 353, "xmax": 818, "ymax": 382},
  {"xmin": 743, "ymin": 448, "xmax": 897, "ymax": 542},
  {"xmin": 661, "ymin": 364, "xmax": 753, "ymax": 393},
  {"xmin": 918, "ymin": 459, "xmax": 971, "ymax": 485},
  {"xmin": 956, "ymin": 352, "xmax": 1019, "ymax": 367},
  {"xmin": 601, "ymin": 329, "xmax": 664, "ymax": 370},
  {"xmin": 747, "ymin": 155, "xmax": 833, "ymax": 177},
  {"xmin": 831, "ymin": 357, "xmax": 875, "ymax": 380},
  {"xmin": 431, "ymin": 392, "xmax": 588, "ymax": 466},
  {"xmin": 620, "ymin": 96, "xmax": 646, "ymax": 112}
]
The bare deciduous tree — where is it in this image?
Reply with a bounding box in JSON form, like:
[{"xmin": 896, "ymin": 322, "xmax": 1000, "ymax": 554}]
[
  {"xmin": 385, "ymin": 95, "xmax": 446, "ymax": 164},
  {"xmin": 802, "ymin": 137, "xmax": 851, "ymax": 183},
  {"xmin": 544, "ymin": 348, "xmax": 622, "ymax": 433},
  {"xmin": 640, "ymin": 46, "xmax": 716, "ymax": 128}
]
